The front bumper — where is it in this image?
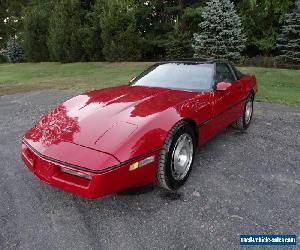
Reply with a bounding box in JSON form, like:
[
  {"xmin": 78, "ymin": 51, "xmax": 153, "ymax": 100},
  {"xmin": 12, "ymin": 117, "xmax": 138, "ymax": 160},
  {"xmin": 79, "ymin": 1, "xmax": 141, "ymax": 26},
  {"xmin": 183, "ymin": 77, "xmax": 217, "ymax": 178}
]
[{"xmin": 21, "ymin": 142, "xmax": 158, "ymax": 199}]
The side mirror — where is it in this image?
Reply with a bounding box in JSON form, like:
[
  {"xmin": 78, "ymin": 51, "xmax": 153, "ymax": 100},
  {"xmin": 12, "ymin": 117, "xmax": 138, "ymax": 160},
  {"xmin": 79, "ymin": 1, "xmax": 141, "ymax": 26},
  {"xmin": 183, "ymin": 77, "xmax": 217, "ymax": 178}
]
[
  {"xmin": 129, "ymin": 76, "xmax": 136, "ymax": 83},
  {"xmin": 216, "ymin": 81, "xmax": 231, "ymax": 91}
]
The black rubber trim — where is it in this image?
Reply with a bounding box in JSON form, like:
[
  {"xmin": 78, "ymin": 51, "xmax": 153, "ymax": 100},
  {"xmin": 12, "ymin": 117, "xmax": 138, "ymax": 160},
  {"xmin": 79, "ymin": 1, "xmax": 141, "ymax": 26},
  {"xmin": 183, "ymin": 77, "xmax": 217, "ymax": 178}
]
[
  {"xmin": 198, "ymin": 98, "xmax": 246, "ymax": 128},
  {"xmin": 23, "ymin": 140, "xmax": 161, "ymax": 174}
]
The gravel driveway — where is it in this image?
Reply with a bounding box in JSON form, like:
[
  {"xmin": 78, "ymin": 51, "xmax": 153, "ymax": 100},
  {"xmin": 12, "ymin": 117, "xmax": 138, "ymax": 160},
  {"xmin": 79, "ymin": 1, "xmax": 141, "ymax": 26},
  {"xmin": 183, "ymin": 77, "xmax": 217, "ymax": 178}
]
[{"xmin": 0, "ymin": 90, "xmax": 299, "ymax": 250}]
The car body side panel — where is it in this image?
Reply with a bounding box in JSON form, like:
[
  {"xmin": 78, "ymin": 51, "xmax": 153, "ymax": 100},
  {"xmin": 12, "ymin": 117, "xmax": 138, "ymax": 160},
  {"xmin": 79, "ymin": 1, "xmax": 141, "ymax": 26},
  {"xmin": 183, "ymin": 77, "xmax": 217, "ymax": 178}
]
[{"xmin": 241, "ymin": 74, "xmax": 258, "ymax": 95}]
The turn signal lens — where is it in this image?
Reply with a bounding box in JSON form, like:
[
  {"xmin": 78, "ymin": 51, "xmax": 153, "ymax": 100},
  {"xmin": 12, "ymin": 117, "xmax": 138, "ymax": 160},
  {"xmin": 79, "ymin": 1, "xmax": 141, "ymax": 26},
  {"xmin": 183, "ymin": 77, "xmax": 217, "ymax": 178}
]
[
  {"xmin": 129, "ymin": 155, "xmax": 155, "ymax": 171},
  {"xmin": 129, "ymin": 162, "xmax": 139, "ymax": 171},
  {"xmin": 60, "ymin": 167, "xmax": 92, "ymax": 180}
]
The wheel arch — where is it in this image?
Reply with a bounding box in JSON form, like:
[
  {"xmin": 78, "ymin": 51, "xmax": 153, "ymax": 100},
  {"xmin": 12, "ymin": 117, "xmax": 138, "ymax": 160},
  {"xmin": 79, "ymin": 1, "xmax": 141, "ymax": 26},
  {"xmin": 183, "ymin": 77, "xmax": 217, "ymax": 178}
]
[{"xmin": 180, "ymin": 118, "xmax": 199, "ymax": 145}]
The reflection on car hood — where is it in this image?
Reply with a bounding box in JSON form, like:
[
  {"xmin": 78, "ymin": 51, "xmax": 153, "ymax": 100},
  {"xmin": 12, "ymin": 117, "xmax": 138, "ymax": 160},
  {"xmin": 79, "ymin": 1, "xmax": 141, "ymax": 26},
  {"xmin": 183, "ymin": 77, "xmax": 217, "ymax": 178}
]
[{"xmin": 24, "ymin": 85, "xmax": 199, "ymax": 160}]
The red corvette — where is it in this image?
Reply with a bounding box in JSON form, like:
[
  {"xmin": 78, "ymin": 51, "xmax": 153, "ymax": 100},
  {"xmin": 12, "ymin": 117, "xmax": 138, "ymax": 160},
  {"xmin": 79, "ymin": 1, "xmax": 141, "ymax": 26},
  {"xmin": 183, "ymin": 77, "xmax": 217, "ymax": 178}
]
[{"xmin": 21, "ymin": 59, "xmax": 257, "ymax": 198}]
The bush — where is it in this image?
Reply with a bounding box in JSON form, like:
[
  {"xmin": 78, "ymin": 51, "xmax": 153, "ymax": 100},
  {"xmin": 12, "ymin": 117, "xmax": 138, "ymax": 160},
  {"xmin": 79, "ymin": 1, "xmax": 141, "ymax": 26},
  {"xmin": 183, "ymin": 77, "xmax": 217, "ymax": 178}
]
[
  {"xmin": 6, "ymin": 37, "xmax": 23, "ymax": 63},
  {"xmin": 0, "ymin": 50, "xmax": 7, "ymax": 63},
  {"xmin": 239, "ymin": 56, "xmax": 300, "ymax": 69}
]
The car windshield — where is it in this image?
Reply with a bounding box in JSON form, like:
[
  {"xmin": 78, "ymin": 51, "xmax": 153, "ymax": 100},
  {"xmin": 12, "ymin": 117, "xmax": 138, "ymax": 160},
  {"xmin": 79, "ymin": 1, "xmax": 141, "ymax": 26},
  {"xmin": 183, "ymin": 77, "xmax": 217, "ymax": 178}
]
[{"xmin": 131, "ymin": 63, "xmax": 214, "ymax": 91}]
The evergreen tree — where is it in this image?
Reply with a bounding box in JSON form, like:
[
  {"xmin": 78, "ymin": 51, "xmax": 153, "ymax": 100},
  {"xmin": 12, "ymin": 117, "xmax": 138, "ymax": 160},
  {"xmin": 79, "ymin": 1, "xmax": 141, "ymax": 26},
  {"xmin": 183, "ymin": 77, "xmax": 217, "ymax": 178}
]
[
  {"xmin": 193, "ymin": 0, "xmax": 245, "ymax": 61},
  {"xmin": 134, "ymin": 0, "xmax": 180, "ymax": 60},
  {"xmin": 236, "ymin": 0, "xmax": 294, "ymax": 56},
  {"xmin": 23, "ymin": 1, "xmax": 53, "ymax": 62},
  {"xmin": 277, "ymin": 0, "xmax": 300, "ymax": 64},
  {"xmin": 182, "ymin": 4, "xmax": 204, "ymax": 34},
  {"xmin": 48, "ymin": 0, "xmax": 84, "ymax": 63},
  {"xmin": 100, "ymin": 0, "xmax": 141, "ymax": 61},
  {"xmin": 81, "ymin": 13, "xmax": 103, "ymax": 61},
  {"xmin": 81, "ymin": 1, "xmax": 104, "ymax": 61},
  {"xmin": 165, "ymin": 1, "xmax": 205, "ymax": 60},
  {"xmin": 166, "ymin": 20, "xmax": 194, "ymax": 59}
]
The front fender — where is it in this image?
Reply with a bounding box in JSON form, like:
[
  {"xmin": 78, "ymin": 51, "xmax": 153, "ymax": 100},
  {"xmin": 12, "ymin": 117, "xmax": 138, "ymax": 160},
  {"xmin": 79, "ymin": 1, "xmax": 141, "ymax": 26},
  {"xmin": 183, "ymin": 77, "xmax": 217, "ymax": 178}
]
[
  {"xmin": 106, "ymin": 108, "xmax": 182, "ymax": 162},
  {"xmin": 112, "ymin": 99, "xmax": 211, "ymax": 162}
]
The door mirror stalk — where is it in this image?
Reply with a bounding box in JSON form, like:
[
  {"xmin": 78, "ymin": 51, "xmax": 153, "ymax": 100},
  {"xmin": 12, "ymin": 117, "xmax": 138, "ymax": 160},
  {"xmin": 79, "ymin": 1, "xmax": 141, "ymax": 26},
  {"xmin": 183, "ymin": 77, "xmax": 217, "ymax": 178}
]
[{"xmin": 129, "ymin": 76, "xmax": 137, "ymax": 83}]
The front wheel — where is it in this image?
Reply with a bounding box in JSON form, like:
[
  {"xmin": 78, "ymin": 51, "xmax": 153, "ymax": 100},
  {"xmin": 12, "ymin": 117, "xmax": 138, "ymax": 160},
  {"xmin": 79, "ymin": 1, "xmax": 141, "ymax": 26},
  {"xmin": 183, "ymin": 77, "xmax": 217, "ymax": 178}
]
[
  {"xmin": 232, "ymin": 93, "xmax": 254, "ymax": 130},
  {"xmin": 157, "ymin": 121, "xmax": 196, "ymax": 191}
]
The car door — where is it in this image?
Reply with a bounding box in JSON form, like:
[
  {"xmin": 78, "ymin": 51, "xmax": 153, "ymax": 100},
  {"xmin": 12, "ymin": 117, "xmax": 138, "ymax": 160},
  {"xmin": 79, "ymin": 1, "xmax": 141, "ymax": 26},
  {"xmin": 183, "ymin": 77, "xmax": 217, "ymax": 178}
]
[{"xmin": 211, "ymin": 62, "xmax": 244, "ymax": 134}]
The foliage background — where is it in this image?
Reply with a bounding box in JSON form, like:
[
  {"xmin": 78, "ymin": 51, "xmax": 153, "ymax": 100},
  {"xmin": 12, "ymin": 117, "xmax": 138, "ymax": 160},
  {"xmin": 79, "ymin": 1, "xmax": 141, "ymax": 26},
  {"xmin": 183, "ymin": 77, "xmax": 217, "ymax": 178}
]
[{"xmin": 0, "ymin": 0, "xmax": 299, "ymax": 66}]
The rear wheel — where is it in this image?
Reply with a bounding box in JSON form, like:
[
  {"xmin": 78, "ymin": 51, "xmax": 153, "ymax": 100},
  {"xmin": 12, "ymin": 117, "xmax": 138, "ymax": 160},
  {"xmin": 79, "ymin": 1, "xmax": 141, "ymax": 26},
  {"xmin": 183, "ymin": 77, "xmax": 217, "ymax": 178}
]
[
  {"xmin": 157, "ymin": 121, "xmax": 196, "ymax": 191},
  {"xmin": 232, "ymin": 93, "xmax": 254, "ymax": 130}
]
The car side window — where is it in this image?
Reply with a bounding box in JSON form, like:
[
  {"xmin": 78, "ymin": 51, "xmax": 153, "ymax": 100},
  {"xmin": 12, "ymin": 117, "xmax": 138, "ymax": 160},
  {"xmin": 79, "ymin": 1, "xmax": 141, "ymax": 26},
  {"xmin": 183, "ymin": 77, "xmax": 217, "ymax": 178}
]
[{"xmin": 216, "ymin": 63, "xmax": 236, "ymax": 83}]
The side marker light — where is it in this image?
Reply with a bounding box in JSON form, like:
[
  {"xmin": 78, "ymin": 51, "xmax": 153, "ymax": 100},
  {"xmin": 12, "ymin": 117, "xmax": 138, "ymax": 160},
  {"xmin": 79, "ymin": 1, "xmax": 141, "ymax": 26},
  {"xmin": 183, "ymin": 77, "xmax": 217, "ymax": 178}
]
[{"xmin": 129, "ymin": 155, "xmax": 155, "ymax": 171}]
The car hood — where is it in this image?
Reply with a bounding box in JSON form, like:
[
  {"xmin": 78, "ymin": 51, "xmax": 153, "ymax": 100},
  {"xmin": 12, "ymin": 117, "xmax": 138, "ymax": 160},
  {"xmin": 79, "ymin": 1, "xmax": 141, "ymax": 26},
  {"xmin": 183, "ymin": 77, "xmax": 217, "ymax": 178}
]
[{"xmin": 24, "ymin": 85, "xmax": 199, "ymax": 162}]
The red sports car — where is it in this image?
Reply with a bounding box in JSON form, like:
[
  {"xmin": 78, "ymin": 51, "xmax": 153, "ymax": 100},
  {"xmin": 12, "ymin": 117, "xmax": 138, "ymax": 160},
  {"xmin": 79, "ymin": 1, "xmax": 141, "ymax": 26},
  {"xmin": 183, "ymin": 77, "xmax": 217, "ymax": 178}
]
[{"xmin": 21, "ymin": 59, "xmax": 258, "ymax": 198}]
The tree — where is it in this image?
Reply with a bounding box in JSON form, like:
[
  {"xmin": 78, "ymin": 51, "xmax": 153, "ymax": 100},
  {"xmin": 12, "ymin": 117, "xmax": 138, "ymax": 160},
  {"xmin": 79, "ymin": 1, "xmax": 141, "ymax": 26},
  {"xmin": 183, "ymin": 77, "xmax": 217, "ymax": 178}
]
[
  {"xmin": 165, "ymin": 1, "xmax": 205, "ymax": 60},
  {"xmin": 0, "ymin": 0, "xmax": 30, "ymax": 50},
  {"xmin": 193, "ymin": 0, "xmax": 245, "ymax": 61},
  {"xmin": 81, "ymin": 1, "xmax": 104, "ymax": 61},
  {"xmin": 277, "ymin": 0, "xmax": 300, "ymax": 64},
  {"xmin": 48, "ymin": 0, "xmax": 84, "ymax": 63},
  {"xmin": 166, "ymin": 20, "xmax": 193, "ymax": 59},
  {"xmin": 100, "ymin": 0, "xmax": 141, "ymax": 61},
  {"xmin": 134, "ymin": 0, "xmax": 180, "ymax": 60},
  {"xmin": 1, "ymin": 0, "xmax": 297, "ymax": 62},
  {"xmin": 181, "ymin": 4, "xmax": 204, "ymax": 34},
  {"xmin": 235, "ymin": 0, "xmax": 294, "ymax": 56},
  {"xmin": 23, "ymin": 1, "xmax": 53, "ymax": 62}
]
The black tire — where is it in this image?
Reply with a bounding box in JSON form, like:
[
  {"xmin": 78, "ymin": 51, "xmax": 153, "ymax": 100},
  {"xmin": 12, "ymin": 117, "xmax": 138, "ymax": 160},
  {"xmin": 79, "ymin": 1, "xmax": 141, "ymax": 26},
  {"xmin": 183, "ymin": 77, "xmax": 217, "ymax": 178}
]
[
  {"xmin": 232, "ymin": 93, "xmax": 254, "ymax": 131},
  {"xmin": 157, "ymin": 121, "xmax": 196, "ymax": 191}
]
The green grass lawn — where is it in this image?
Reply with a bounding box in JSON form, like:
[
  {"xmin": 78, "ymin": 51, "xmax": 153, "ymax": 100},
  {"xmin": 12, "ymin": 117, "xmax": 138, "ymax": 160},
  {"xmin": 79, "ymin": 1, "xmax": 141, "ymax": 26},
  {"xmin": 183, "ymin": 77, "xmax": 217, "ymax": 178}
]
[
  {"xmin": 240, "ymin": 67, "xmax": 300, "ymax": 106},
  {"xmin": 0, "ymin": 62, "xmax": 299, "ymax": 106}
]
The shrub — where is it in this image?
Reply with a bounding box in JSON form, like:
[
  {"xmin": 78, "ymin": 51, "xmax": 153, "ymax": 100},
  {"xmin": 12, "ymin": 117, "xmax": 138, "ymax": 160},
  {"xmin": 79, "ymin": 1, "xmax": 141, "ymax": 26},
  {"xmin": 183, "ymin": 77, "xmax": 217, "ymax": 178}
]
[
  {"xmin": 239, "ymin": 56, "xmax": 300, "ymax": 69},
  {"xmin": 0, "ymin": 49, "xmax": 7, "ymax": 63},
  {"xmin": 6, "ymin": 37, "xmax": 23, "ymax": 63}
]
